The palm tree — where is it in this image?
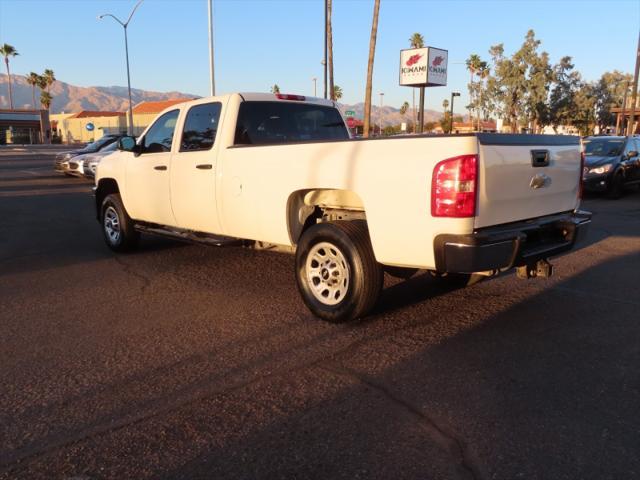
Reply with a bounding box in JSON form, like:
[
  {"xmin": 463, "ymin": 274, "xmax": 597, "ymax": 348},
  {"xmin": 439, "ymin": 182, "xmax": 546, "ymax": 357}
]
[
  {"xmin": 40, "ymin": 91, "xmax": 52, "ymax": 111},
  {"xmin": 409, "ymin": 33, "xmax": 424, "ymax": 132},
  {"xmin": 0, "ymin": 43, "xmax": 19, "ymax": 109},
  {"xmin": 465, "ymin": 54, "xmax": 482, "ymax": 130},
  {"xmin": 26, "ymin": 72, "xmax": 40, "ymax": 109},
  {"xmin": 332, "ymin": 85, "xmax": 343, "ymax": 101},
  {"xmin": 476, "ymin": 62, "xmax": 490, "ymax": 131},
  {"xmin": 362, "ymin": 0, "xmax": 381, "ymax": 138},
  {"xmin": 327, "ymin": 0, "xmax": 335, "ymax": 100},
  {"xmin": 270, "ymin": 84, "xmax": 280, "ymax": 94},
  {"xmin": 42, "ymin": 69, "xmax": 56, "ymax": 93},
  {"xmin": 400, "ymin": 101, "xmax": 409, "ymax": 115}
]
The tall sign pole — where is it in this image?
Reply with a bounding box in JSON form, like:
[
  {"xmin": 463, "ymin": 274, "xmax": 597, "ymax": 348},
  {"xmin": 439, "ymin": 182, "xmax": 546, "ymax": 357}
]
[
  {"xmin": 208, "ymin": 0, "xmax": 215, "ymax": 96},
  {"xmin": 627, "ymin": 30, "xmax": 639, "ymax": 136}
]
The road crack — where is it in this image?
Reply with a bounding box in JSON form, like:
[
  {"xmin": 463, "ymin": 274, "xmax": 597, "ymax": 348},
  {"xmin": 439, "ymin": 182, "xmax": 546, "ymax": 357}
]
[
  {"xmin": 113, "ymin": 256, "xmax": 151, "ymax": 293},
  {"xmin": 320, "ymin": 364, "xmax": 484, "ymax": 480}
]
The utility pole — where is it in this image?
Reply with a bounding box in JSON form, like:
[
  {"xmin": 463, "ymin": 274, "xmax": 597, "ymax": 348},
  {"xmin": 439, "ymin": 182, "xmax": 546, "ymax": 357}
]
[
  {"xmin": 323, "ymin": 0, "xmax": 328, "ymax": 99},
  {"xmin": 379, "ymin": 92, "xmax": 384, "ymax": 136},
  {"xmin": 627, "ymin": 30, "xmax": 639, "ymax": 136},
  {"xmin": 208, "ymin": 0, "xmax": 215, "ymax": 96},
  {"xmin": 620, "ymin": 81, "xmax": 630, "ymax": 135},
  {"xmin": 312, "ymin": 77, "xmax": 317, "ymax": 97}
]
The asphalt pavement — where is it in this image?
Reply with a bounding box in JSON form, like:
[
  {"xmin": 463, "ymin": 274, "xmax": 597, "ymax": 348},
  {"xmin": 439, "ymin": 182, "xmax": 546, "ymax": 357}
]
[{"xmin": 0, "ymin": 146, "xmax": 639, "ymax": 480}]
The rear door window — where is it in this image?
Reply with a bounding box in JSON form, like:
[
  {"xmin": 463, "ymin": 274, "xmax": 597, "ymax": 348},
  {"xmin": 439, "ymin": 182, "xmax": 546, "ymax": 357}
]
[
  {"xmin": 234, "ymin": 101, "xmax": 348, "ymax": 145},
  {"xmin": 180, "ymin": 102, "xmax": 222, "ymax": 152}
]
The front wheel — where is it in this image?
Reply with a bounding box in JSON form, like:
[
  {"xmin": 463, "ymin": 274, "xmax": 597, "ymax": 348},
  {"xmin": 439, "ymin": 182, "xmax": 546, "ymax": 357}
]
[
  {"xmin": 101, "ymin": 193, "xmax": 139, "ymax": 252},
  {"xmin": 295, "ymin": 221, "xmax": 383, "ymax": 323},
  {"xmin": 607, "ymin": 171, "xmax": 624, "ymax": 199}
]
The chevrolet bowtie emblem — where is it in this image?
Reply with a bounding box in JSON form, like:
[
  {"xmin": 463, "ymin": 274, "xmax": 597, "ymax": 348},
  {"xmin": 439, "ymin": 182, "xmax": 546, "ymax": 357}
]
[{"xmin": 530, "ymin": 173, "xmax": 551, "ymax": 189}]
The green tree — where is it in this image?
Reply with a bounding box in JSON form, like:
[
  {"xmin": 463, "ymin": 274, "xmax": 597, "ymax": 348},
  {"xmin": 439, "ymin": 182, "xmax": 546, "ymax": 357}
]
[
  {"xmin": 399, "ymin": 101, "xmax": 409, "ymax": 115},
  {"xmin": 593, "ymin": 70, "xmax": 633, "ymax": 132},
  {"xmin": 362, "ymin": 0, "xmax": 380, "ymax": 138},
  {"xmin": 26, "ymin": 72, "xmax": 40, "ymax": 109},
  {"xmin": 0, "ymin": 43, "xmax": 19, "ymax": 109},
  {"xmin": 270, "ymin": 84, "xmax": 280, "ymax": 94},
  {"xmin": 332, "ymin": 85, "xmax": 343, "ymax": 101},
  {"xmin": 548, "ymin": 56, "xmax": 581, "ymax": 131}
]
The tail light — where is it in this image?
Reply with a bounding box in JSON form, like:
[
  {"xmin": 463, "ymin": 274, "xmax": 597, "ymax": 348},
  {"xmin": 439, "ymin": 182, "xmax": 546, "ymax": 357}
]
[
  {"xmin": 579, "ymin": 151, "xmax": 585, "ymax": 200},
  {"xmin": 431, "ymin": 154, "xmax": 478, "ymax": 217},
  {"xmin": 276, "ymin": 93, "xmax": 306, "ymax": 101}
]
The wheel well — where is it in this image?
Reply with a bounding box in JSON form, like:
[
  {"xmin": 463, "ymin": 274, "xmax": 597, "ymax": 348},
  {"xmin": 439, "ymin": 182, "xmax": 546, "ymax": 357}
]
[
  {"xmin": 95, "ymin": 178, "xmax": 120, "ymax": 219},
  {"xmin": 286, "ymin": 189, "xmax": 366, "ymax": 244}
]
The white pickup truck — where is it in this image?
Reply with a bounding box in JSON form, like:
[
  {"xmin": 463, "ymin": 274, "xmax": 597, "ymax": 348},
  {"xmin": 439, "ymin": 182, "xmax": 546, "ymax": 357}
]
[{"xmin": 95, "ymin": 93, "xmax": 590, "ymax": 322}]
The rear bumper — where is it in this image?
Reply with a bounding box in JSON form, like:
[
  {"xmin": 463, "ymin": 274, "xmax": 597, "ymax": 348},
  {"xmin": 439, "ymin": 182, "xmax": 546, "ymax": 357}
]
[{"xmin": 434, "ymin": 210, "xmax": 591, "ymax": 274}]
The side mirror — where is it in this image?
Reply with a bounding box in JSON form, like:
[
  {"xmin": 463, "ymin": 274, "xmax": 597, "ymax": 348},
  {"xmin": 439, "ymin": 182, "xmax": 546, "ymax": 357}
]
[
  {"xmin": 118, "ymin": 136, "xmax": 138, "ymax": 154},
  {"xmin": 627, "ymin": 150, "xmax": 638, "ymax": 158}
]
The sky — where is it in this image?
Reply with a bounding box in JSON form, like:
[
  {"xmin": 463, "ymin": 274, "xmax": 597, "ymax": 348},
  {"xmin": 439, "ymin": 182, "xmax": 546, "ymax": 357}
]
[{"xmin": 0, "ymin": 0, "xmax": 638, "ymax": 114}]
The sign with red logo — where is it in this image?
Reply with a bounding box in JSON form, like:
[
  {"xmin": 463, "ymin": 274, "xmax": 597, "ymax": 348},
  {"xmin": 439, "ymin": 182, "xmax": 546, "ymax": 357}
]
[{"xmin": 399, "ymin": 47, "xmax": 448, "ymax": 87}]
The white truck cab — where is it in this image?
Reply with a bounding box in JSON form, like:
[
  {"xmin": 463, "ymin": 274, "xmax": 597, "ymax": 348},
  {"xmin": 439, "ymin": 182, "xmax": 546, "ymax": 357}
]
[{"xmin": 95, "ymin": 93, "xmax": 590, "ymax": 322}]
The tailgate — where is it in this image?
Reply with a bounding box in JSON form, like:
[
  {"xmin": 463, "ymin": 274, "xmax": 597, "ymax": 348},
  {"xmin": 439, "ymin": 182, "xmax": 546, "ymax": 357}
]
[{"xmin": 475, "ymin": 134, "xmax": 581, "ymax": 228}]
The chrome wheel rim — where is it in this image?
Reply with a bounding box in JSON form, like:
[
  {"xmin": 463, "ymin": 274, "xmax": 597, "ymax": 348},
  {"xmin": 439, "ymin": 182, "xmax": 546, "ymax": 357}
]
[
  {"xmin": 306, "ymin": 242, "xmax": 350, "ymax": 305},
  {"xmin": 104, "ymin": 206, "xmax": 121, "ymax": 245}
]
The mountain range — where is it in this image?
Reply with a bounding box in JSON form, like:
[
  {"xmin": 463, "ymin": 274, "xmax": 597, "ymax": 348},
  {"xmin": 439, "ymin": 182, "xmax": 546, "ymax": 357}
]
[{"xmin": 0, "ymin": 74, "xmax": 445, "ymax": 126}]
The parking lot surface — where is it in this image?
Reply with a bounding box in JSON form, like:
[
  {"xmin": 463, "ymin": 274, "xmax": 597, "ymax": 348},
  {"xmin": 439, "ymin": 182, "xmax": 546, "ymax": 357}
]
[{"xmin": 1, "ymin": 147, "xmax": 639, "ymax": 480}]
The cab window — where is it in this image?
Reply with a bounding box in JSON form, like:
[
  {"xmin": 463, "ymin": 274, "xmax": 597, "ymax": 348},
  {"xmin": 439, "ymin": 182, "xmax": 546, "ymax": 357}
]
[
  {"xmin": 234, "ymin": 101, "xmax": 348, "ymax": 145},
  {"xmin": 180, "ymin": 103, "xmax": 222, "ymax": 152},
  {"xmin": 142, "ymin": 110, "xmax": 179, "ymax": 153}
]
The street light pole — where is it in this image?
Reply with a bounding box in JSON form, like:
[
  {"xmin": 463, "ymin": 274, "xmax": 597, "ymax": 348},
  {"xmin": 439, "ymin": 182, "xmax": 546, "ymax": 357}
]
[
  {"xmin": 450, "ymin": 91, "xmax": 460, "ymax": 134},
  {"xmin": 323, "ymin": 0, "xmax": 328, "ymax": 99},
  {"xmin": 98, "ymin": 0, "xmax": 144, "ymax": 137},
  {"xmin": 207, "ymin": 0, "xmax": 215, "ymax": 96}
]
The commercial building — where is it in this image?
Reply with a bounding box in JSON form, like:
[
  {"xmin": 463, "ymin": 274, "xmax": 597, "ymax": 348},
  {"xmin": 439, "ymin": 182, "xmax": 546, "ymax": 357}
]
[
  {"xmin": 0, "ymin": 109, "xmax": 50, "ymax": 144},
  {"xmin": 131, "ymin": 99, "xmax": 190, "ymax": 135},
  {"xmin": 51, "ymin": 111, "xmax": 126, "ymax": 144}
]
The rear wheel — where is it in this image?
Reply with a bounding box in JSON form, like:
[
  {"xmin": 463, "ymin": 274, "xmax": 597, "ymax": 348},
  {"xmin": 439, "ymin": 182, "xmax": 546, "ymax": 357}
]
[
  {"xmin": 101, "ymin": 193, "xmax": 139, "ymax": 252},
  {"xmin": 295, "ymin": 221, "xmax": 383, "ymax": 322}
]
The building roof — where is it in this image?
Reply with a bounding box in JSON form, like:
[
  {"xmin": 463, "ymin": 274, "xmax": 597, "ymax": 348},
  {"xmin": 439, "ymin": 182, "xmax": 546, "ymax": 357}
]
[
  {"xmin": 132, "ymin": 99, "xmax": 190, "ymax": 114},
  {"xmin": 69, "ymin": 111, "xmax": 124, "ymax": 119}
]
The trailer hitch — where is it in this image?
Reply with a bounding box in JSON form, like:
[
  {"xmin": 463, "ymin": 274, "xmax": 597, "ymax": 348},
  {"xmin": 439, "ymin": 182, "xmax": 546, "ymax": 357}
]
[{"xmin": 516, "ymin": 259, "xmax": 554, "ymax": 279}]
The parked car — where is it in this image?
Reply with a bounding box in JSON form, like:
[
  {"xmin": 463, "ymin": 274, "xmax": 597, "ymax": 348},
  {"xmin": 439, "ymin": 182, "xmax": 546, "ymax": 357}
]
[
  {"xmin": 582, "ymin": 135, "xmax": 640, "ymax": 198},
  {"xmin": 80, "ymin": 141, "xmax": 120, "ymax": 179},
  {"xmin": 94, "ymin": 92, "xmax": 590, "ymax": 322},
  {"xmin": 54, "ymin": 134, "xmax": 122, "ymax": 174}
]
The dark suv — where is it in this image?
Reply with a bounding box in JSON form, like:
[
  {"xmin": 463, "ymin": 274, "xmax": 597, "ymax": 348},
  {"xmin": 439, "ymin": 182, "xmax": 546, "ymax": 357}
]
[{"xmin": 582, "ymin": 136, "xmax": 640, "ymax": 198}]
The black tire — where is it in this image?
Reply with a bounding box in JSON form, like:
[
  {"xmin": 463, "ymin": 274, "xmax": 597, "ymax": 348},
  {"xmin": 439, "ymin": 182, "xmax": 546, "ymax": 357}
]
[
  {"xmin": 100, "ymin": 193, "xmax": 139, "ymax": 252},
  {"xmin": 607, "ymin": 171, "xmax": 624, "ymax": 199},
  {"xmin": 295, "ymin": 220, "xmax": 383, "ymax": 322}
]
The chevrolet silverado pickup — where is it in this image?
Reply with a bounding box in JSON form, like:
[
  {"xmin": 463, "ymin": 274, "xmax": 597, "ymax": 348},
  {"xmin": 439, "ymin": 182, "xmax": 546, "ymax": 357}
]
[{"xmin": 94, "ymin": 93, "xmax": 590, "ymax": 322}]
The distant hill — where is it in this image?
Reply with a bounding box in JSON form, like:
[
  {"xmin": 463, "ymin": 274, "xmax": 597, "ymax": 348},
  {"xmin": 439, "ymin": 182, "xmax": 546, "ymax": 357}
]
[
  {"xmin": 0, "ymin": 74, "xmax": 196, "ymax": 113},
  {"xmin": 337, "ymin": 102, "xmax": 443, "ymax": 128},
  {"xmin": 0, "ymin": 74, "xmax": 449, "ymax": 126}
]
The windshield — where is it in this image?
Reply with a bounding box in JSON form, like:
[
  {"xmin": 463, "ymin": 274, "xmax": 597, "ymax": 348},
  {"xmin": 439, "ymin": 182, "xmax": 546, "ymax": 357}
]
[
  {"xmin": 80, "ymin": 136, "xmax": 118, "ymax": 153},
  {"xmin": 583, "ymin": 138, "xmax": 624, "ymax": 157}
]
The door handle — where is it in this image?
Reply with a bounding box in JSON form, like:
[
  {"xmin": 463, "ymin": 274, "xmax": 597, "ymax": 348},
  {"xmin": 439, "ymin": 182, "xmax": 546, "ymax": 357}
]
[
  {"xmin": 196, "ymin": 164, "xmax": 213, "ymax": 170},
  {"xmin": 154, "ymin": 165, "xmax": 167, "ymax": 171}
]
